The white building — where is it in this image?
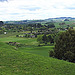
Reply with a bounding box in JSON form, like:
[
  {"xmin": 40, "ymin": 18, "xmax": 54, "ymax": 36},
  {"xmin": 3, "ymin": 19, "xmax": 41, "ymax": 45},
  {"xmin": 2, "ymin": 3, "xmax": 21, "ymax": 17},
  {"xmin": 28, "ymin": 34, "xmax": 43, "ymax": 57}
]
[{"xmin": 4, "ymin": 32, "xmax": 7, "ymax": 34}]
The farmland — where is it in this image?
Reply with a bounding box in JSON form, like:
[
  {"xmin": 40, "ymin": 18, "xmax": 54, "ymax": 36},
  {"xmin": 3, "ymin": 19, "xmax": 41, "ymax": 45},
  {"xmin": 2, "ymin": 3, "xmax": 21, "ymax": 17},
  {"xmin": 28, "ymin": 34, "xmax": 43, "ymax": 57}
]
[
  {"xmin": 0, "ymin": 18, "xmax": 75, "ymax": 75},
  {"xmin": 0, "ymin": 32, "xmax": 75, "ymax": 75}
]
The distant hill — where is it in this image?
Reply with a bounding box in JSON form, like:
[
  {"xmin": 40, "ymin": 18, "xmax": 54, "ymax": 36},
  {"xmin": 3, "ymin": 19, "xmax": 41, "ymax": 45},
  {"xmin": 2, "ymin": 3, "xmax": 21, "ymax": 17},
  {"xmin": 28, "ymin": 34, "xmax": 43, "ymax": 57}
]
[
  {"xmin": 4, "ymin": 17, "xmax": 75, "ymax": 24},
  {"xmin": 4, "ymin": 20, "xmax": 45, "ymax": 24},
  {"xmin": 46, "ymin": 17, "xmax": 75, "ymax": 20}
]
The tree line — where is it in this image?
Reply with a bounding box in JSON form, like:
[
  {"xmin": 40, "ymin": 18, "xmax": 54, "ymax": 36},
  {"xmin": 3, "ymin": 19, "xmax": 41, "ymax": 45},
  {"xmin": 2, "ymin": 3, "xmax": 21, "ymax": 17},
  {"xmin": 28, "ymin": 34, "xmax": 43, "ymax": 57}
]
[{"xmin": 37, "ymin": 34, "xmax": 55, "ymax": 46}]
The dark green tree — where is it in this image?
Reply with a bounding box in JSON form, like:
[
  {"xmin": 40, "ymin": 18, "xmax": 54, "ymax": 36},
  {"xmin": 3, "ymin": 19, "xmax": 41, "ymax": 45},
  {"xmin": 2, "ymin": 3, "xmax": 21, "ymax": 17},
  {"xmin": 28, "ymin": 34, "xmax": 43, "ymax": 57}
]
[
  {"xmin": 16, "ymin": 35, "xmax": 19, "ymax": 37},
  {"xmin": 48, "ymin": 23, "xmax": 55, "ymax": 28},
  {"xmin": 0, "ymin": 21, "xmax": 4, "ymax": 27},
  {"xmin": 42, "ymin": 34, "xmax": 48, "ymax": 44},
  {"xmin": 37, "ymin": 23, "xmax": 42, "ymax": 28},
  {"xmin": 49, "ymin": 50, "xmax": 55, "ymax": 57},
  {"xmin": 37, "ymin": 35, "xmax": 43, "ymax": 46},
  {"xmin": 49, "ymin": 29, "xmax": 75, "ymax": 62},
  {"xmin": 64, "ymin": 51, "xmax": 74, "ymax": 62},
  {"xmin": 48, "ymin": 35, "xmax": 54, "ymax": 44}
]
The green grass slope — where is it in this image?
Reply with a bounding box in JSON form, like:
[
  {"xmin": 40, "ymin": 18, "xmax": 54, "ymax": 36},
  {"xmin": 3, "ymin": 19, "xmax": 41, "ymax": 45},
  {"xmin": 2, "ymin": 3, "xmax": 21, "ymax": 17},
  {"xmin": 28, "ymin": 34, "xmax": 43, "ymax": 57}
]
[
  {"xmin": 0, "ymin": 36, "xmax": 54, "ymax": 57},
  {"xmin": 18, "ymin": 46, "xmax": 54, "ymax": 57},
  {"xmin": 0, "ymin": 42, "xmax": 75, "ymax": 75}
]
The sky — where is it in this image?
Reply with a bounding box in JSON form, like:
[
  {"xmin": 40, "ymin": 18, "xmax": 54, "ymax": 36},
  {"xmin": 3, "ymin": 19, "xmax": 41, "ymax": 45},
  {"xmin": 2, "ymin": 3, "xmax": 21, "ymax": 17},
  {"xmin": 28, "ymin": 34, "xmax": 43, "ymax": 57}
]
[{"xmin": 0, "ymin": 0, "xmax": 75, "ymax": 21}]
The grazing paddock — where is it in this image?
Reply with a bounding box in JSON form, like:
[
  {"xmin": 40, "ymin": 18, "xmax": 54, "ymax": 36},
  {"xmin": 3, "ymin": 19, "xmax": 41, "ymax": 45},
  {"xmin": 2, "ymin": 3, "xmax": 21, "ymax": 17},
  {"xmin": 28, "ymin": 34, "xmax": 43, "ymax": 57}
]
[
  {"xmin": 0, "ymin": 32, "xmax": 75, "ymax": 75},
  {"xmin": 0, "ymin": 42, "xmax": 75, "ymax": 75}
]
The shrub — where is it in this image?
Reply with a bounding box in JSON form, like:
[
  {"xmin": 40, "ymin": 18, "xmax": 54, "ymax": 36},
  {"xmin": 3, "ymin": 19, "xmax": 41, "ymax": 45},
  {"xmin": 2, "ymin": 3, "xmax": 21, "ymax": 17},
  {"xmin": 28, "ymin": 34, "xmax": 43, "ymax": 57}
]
[
  {"xmin": 16, "ymin": 35, "xmax": 19, "ymax": 37},
  {"xmin": 49, "ymin": 50, "xmax": 55, "ymax": 57},
  {"xmin": 64, "ymin": 51, "xmax": 74, "ymax": 62}
]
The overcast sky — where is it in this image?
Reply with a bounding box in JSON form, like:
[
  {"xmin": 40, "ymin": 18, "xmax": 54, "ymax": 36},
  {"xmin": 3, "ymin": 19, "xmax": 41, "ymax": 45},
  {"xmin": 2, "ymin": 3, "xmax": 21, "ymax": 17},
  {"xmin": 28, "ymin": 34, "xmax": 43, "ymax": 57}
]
[{"xmin": 0, "ymin": 0, "xmax": 75, "ymax": 21}]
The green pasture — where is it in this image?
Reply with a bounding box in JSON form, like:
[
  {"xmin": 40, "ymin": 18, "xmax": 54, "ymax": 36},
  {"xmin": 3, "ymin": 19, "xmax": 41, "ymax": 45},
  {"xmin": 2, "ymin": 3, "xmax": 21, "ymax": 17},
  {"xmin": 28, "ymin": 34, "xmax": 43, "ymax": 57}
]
[
  {"xmin": 18, "ymin": 46, "xmax": 54, "ymax": 57},
  {"xmin": 0, "ymin": 42, "xmax": 75, "ymax": 75},
  {"xmin": 0, "ymin": 32, "xmax": 75, "ymax": 75},
  {"xmin": 0, "ymin": 37, "xmax": 38, "ymax": 45},
  {"xmin": 0, "ymin": 33, "xmax": 53, "ymax": 57},
  {"xmin": 54, "ymin": 21, "xmax": 75, "ymax": 28}
]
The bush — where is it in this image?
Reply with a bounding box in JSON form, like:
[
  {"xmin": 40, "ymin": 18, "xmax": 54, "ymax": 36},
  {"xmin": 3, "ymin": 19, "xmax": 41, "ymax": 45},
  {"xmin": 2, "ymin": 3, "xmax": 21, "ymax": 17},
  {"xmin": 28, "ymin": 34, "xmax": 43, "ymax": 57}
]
[
  {"xmin": 16, "ymin": 35, "xmax": 19, "ymax": 37},
  {"xmin": 49, "ymin": 50, "xmax": 55, "ymax": 57},
  {"xmin": 64, "ymin": 51, "xmax": 74, "ymax": 62}
]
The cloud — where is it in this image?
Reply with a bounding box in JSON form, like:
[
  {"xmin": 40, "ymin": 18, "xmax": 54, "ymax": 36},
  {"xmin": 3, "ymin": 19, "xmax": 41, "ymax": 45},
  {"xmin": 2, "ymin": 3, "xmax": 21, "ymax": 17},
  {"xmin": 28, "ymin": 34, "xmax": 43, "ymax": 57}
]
[
  {"xmin": 20, "ymin": 7, "xmax": 41, "ymax": 11},
  {"xmin": 0, "ymin": 0, "xmax": 75, "ymax": 20},
  {"xmin": 0, "ymin": 0, "xmax": 7, "ymax": 2}
]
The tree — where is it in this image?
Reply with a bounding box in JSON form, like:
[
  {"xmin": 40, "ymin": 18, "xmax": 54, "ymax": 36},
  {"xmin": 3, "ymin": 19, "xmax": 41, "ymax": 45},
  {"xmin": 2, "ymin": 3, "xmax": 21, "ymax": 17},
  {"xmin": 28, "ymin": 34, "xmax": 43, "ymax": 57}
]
[
  {"xmin": 49, "ymin": 29, "xmax": 75, "ymax": 62},
  {"xmin": 48, "ymin": 23, "xmax": 55, "ymax": 28},
  {"xmin": 0, "ymin": 21, "xmax": 4, "ymax": 27},
  {"xmin": 64, "ymin": 51, "xmax": 74, "ymax": 62},
  {"xmin": 49, "ymin": 50, "xmax": 55, "ymax": 57},
  {"xmin": 64, "ymin": 19, "xmax": 69, "ymax": 21},
  {"xmin": 42, "ymin": 34, "xmax": 48, "ymax": 44},
  {"xmin": 48, "ymin": 35, "xmax": 54, "ymax": 44},
  {"xmin": 39, "ymin": 26, "xmax": 47, "ymax": 31},
  {"xmin": 27, "ymin": 27, "xmax": 33, "ymax": 33},
  {"xmin": 16, "ymin": 35, "xmax": 19, "ymax": 37},
  {"xmin": 37, "ymin": 35, "xmax": 43, "ymax": 46},
  {"xmin": 37, "ymin": 23, "xmax": 42, "ymax": 28}
]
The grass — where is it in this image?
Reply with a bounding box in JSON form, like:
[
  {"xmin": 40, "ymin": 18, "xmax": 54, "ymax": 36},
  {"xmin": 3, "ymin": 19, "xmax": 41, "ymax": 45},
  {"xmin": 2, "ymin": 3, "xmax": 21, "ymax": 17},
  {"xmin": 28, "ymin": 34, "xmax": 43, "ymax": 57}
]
[
  {"xmin": 0, "ymin": 32, "xmax": 75, "ymax": 75},
  {"xmin": 18, "ymin": 46, "xmax": 54, "ymax": 57},
  {"xmin": 0, "ymin": 42, "xmax": 75, "ymax": 75},
  {"xmin": 0, "ymin": 35, "xmax": 54, "ymax": 57}
]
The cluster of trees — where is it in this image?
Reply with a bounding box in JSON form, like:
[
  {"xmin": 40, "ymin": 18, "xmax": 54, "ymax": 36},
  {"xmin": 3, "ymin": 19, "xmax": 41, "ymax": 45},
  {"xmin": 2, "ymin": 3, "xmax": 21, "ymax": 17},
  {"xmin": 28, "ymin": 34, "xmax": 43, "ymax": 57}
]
[
  {"xmin": 37, "ymin": 34, "xmax": 55, "ymax": 46},
  {"xmin": 0, "ymin": 27, "xmax": 7, "ymax": 34},
  {"xmin": 0, "ymin": 22, "xmax": 55, "ymax": 34},
  {"xmin": 5, "ymin": 24, "xmax": 27, "ymax": 32},
  {"xmin": 28, "ymin": 23, "xmax": 55, "ymax": 28},
  {"xmin": 0, "ymin": 21, "xmax": 5, "ymax": 34},
  {"xmin": 0, "ymin": 21, "xmax": 4, "ymax": 27},
  {"xmin": 49, "ymin": 29, "xmax": 75, "ymax": 63},
  {"xmin": 0, "ymin": 20, "xmax": 56, "ymax": 35},
  {"xmin": 64, "ymin": 19, "xmax": 69, "ymax": 21},
  {"xmin": 45, "ymin": 22, "xmax": 55, "ymax": 28}
]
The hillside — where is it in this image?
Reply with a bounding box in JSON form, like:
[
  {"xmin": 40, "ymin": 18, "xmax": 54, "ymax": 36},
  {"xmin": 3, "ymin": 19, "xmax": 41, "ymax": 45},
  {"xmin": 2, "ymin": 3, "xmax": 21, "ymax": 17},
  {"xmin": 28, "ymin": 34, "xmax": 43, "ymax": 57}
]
[
  {"xmin": 4, "ymin": 17, "xmax": 75, "ymax": 24},
  {"xmin": 0, "ymin": 42, "xmax": 75, "ymax": 75}
]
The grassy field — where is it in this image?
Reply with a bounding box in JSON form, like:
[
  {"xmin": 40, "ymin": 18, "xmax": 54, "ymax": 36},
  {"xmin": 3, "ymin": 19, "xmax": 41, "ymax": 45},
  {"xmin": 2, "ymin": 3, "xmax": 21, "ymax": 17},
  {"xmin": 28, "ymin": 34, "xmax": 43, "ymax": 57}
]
[
  {"xmin": 18, "ymin": 46, "xmax": 54, "ymax": 57},
  {"xmin": 54, "ymin": 21, "xmax": 75, "ymax": 28},
  {"xmin": 0, "ymin": 36, "xmax": 53, "ymax": 57},
  {"xmin": 0, "ymin": 42, "xmax": 75, "ymax": 75},
  {"xmin": 0, "ymin": 33, "xmax": 75, "ymax": 75}
]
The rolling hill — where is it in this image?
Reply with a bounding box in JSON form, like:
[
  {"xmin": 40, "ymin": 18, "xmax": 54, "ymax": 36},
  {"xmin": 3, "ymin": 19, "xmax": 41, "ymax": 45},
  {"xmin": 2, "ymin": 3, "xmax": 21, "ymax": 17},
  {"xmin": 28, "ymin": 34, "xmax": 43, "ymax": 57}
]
[{"xmin": 0, "ymin": 42, "xmax": 75, "ymax": 75}]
